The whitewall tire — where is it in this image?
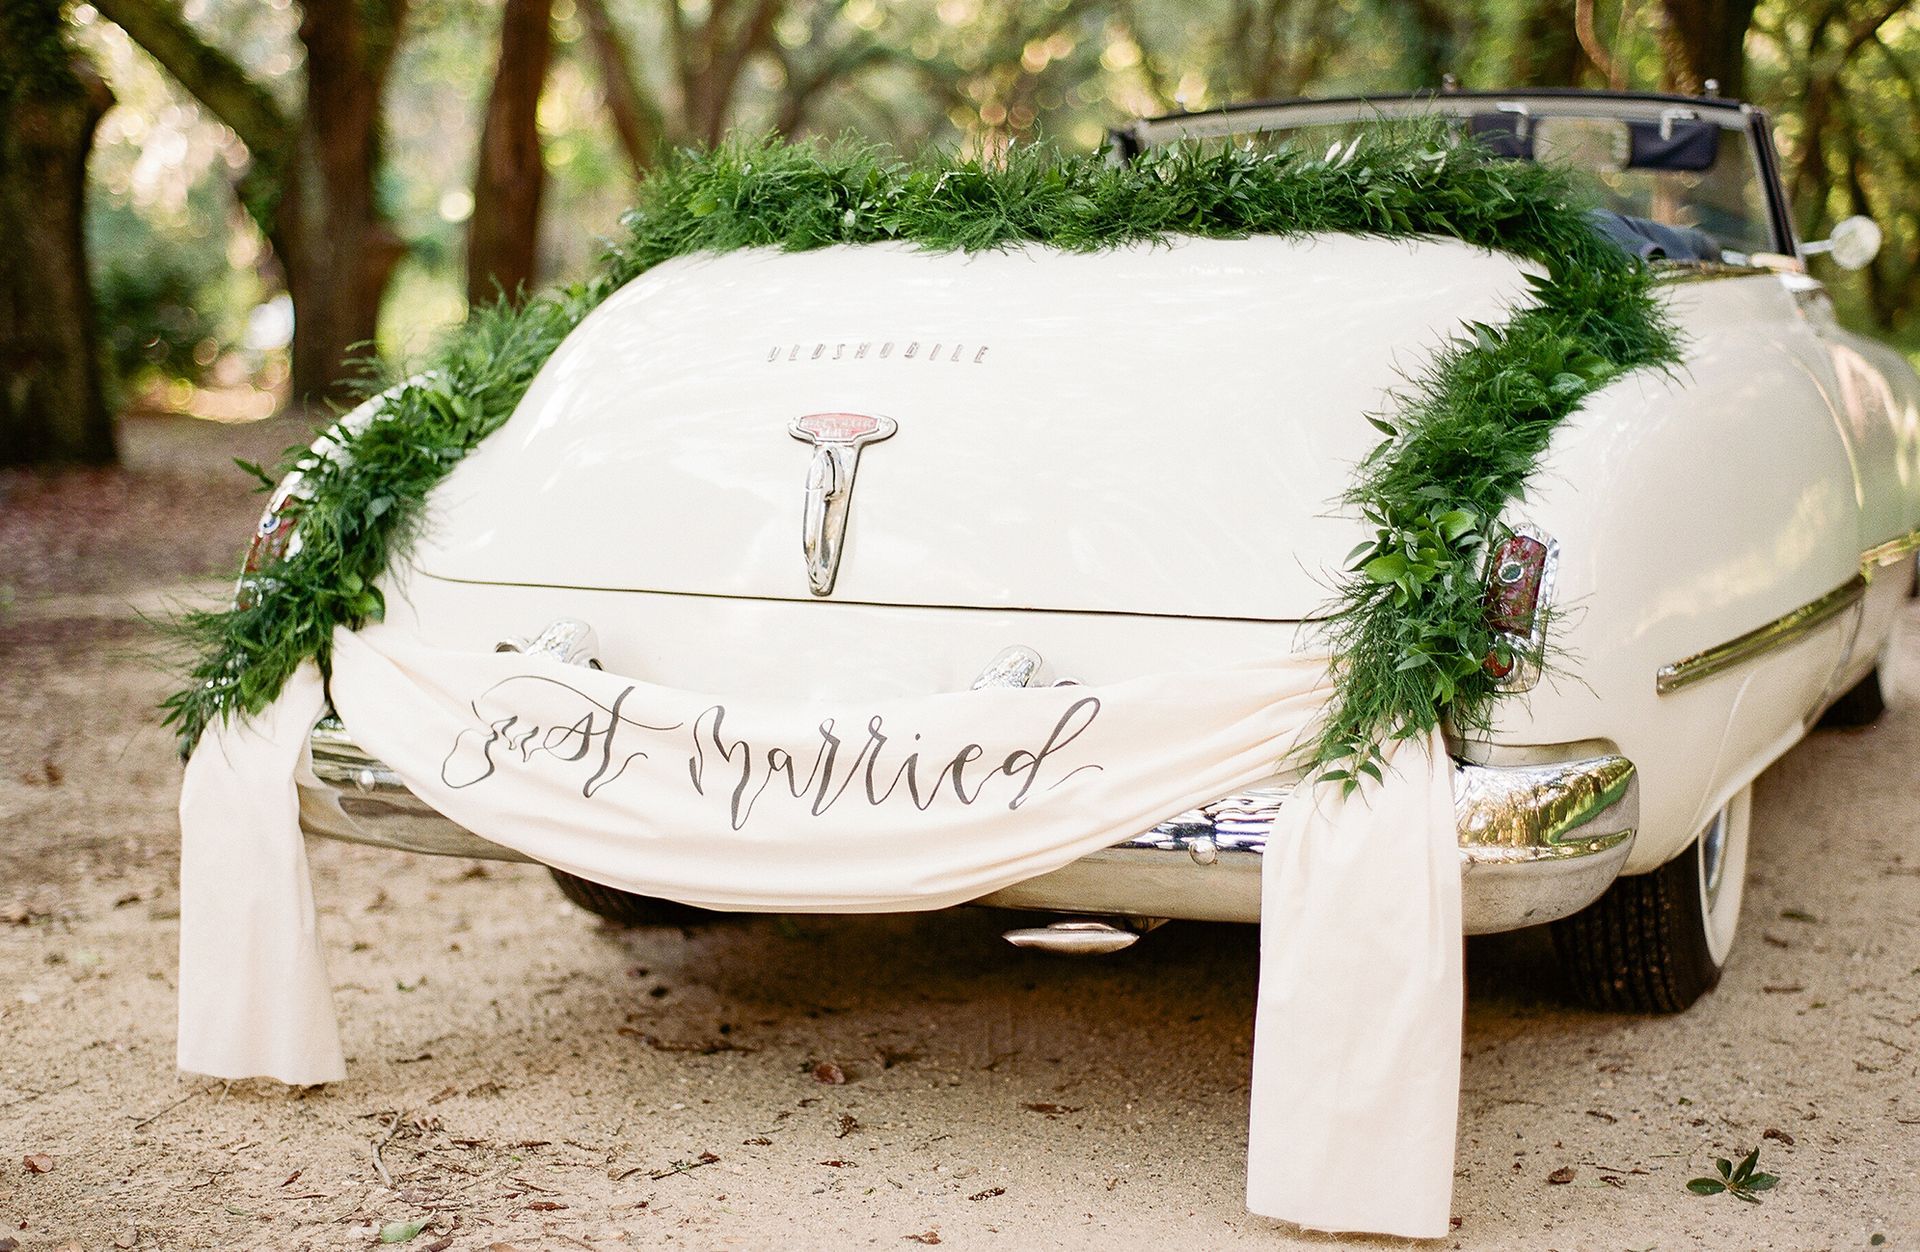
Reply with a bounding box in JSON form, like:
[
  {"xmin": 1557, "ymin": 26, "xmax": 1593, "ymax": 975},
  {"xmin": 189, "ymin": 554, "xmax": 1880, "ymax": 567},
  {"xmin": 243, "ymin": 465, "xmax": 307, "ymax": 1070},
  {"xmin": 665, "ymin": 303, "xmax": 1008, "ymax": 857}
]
[{"xmin": 1550, "ymin": 784, "xmax": 1753, "ymax": 1013}]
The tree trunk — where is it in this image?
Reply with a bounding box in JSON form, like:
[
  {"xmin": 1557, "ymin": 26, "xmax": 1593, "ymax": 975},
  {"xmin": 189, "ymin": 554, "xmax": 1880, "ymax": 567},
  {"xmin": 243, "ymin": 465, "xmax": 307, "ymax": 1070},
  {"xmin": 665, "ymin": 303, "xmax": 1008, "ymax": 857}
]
[
  {"xmin": 1395, "ymin": 0, "xmax": 1464, "ymax": 90},
  {"xmin": 283, "ymin": 0, "xmax": 407, "ymax": 401},
  {"xmin": 0, "ymin": 3, "xmax": 116, "ymax": 467},
  {"xmin": 1658, "ymin": 0, "xmax": 1759, "ymax": 98},
  {"xmin": 94, "ymin": 0, "xmax": 416, "ymax": 400},
  {"xmin": 468, "ymin": 0, "xmax": 554, "ymax": 308},
  {"xmin": 577, "ymin": 0, "xmax": 662, "ymax": 179},
  {"xmin": 1510, "ymin": 0, "xmax": 1583, "ymax": 87}
]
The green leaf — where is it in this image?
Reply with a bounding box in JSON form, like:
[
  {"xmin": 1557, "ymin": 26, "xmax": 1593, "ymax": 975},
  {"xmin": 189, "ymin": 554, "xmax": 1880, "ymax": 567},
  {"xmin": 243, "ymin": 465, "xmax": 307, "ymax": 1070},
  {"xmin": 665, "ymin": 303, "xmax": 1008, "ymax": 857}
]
[
  {"xmin": 1686, "ymin": 1179, "xmax": 1726, "ymax": 1196},
  {"xmin": 233, "ymin": 458, "xmax": 278, "ymax": 490},
  {"xmin": 379, "ymin": 1219, "xmax": 429, "ymax": 1243},
  {"xmin": 1745, "ymin": 1172, "xmax": 1778, "ymax": 1191},
  {"xmin": 1362, "ymin": 554, "xmax": 1409, "ymax": 583},
  {"xmin": 1435, "ymin": 509, "xmax": 1477, "ymax": 541},
  {"xmin": 1715, "ymin": 1158, "xmax": 1734, "ymax": 1179},
  {"xmin": 1732, "ymin": 1149, "xmax": 1759, "ymax": 1183}
]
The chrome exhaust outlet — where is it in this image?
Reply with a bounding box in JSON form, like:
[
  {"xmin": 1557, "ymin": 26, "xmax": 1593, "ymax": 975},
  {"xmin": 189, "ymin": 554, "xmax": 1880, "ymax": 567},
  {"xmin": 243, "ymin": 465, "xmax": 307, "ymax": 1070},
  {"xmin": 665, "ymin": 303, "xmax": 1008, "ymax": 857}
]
[{"xmin": 1001, "ymin": 917, "xmax": 1167, "ymax": 955}]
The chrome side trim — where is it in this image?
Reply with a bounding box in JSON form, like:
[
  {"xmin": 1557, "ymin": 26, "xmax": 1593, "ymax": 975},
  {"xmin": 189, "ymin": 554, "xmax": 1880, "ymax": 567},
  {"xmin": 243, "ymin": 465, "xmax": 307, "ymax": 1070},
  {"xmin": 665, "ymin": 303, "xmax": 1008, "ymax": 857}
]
[
  {"xmin": 1652, "ymin": 261, "xmax": 1779, "ymax": 284},
  {"xmin": 1862, "ymin": 527, "xmax": 1920, "ymax": 569},
  {"xmin": 1656, "ymin": 573, "xmax": 1867, "ymax": 695},
  {"xmin": 1655, "ymin": 528, "xmax": 1920, "ymax": 694}
]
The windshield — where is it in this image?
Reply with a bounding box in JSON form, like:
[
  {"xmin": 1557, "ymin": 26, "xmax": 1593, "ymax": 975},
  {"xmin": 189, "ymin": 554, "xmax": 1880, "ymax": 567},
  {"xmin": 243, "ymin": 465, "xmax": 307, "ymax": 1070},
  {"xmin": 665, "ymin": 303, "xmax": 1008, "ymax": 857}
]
[{"xmin": 1130, "ymin": 98, "xmax": 1778, "ymax": 261}]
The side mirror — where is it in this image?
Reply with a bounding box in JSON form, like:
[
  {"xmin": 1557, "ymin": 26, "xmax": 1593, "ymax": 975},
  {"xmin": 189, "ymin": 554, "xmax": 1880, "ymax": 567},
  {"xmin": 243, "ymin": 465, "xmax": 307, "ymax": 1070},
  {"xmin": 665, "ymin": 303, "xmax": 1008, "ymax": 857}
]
[{"xmin": 1805, "ymin": 215, "xmax": 1883, "ymax": 270}]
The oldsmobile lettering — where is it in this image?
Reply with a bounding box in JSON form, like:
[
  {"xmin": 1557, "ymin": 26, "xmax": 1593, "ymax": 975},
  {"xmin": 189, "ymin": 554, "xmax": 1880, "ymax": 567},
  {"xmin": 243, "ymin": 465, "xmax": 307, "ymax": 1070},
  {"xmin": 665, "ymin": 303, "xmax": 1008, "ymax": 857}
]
[{"xmin": 766, "ymin": 340, "xmax": 991, "ymax": 364}]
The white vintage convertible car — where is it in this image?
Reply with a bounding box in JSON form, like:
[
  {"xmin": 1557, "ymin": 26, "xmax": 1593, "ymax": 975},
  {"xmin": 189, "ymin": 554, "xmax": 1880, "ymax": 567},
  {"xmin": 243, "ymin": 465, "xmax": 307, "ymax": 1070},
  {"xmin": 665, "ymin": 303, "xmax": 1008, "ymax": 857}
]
[{"xmin": 281, "ymin": 89, "xmax": 1920, "ymax": 1013}]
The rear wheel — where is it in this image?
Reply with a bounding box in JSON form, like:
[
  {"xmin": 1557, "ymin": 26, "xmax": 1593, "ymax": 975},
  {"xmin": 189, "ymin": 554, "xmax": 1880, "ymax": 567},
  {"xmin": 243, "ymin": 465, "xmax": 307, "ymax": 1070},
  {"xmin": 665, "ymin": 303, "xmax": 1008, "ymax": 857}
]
[
  {"xmin": 1816, "ymin": 664, "xmax": 1887, "ymax": 729},
  {"xmin": 1551, "ymin": 786, "xmax": 1751, "ymax": 1012},
  {"xmin": 548, "ymin": 868, "xmax": 719, "ymax": 927}
]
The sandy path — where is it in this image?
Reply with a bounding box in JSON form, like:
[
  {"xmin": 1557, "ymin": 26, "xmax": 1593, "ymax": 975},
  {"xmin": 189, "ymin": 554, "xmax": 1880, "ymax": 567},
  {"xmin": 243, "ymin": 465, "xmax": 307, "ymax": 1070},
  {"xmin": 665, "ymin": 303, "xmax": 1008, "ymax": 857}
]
[{"xmin": 2, "ymin": 416, "xmax": 1916, "ymax": 1250}]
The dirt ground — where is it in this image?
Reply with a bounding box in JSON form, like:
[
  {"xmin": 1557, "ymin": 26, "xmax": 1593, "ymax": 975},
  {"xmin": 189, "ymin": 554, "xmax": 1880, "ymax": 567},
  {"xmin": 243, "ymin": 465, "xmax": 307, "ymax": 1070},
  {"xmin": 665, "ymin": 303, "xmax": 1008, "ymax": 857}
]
[{"xmin": 2, "ymin": 413, "xmax": 1917, "ymax": 1251}]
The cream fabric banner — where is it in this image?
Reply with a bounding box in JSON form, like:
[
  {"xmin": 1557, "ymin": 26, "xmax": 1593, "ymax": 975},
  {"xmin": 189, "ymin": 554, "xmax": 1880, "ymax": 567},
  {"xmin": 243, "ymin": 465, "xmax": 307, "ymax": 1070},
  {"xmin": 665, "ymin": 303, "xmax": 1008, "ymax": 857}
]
[{"xmin": 178, "ymin": 621, "xmax": 1460, "ymax": 1238}]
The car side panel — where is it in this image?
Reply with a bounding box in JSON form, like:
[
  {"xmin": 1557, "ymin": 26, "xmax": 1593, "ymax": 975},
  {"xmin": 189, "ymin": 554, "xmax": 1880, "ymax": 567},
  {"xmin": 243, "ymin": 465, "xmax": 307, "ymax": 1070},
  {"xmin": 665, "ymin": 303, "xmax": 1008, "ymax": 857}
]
[{"xmin": 1483, "ymin": 273, "xmax": 1868, "ymax": 874}]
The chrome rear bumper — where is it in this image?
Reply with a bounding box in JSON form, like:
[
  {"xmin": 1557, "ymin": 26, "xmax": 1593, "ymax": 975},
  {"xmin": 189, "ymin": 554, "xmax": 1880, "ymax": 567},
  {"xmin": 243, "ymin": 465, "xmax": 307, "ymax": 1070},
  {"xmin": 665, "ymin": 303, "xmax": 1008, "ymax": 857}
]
[{"xmin": 300, "ymin": 722, "xmax": 1638, "ymax": 935}]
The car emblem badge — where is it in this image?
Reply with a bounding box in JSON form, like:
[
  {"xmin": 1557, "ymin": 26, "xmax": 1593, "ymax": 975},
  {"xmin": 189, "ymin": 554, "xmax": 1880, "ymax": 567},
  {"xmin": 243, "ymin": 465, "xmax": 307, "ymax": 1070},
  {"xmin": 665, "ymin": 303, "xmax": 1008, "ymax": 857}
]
[{"xmin": 788, "ymin": 411, "xmax": 896, "ymax": 596}]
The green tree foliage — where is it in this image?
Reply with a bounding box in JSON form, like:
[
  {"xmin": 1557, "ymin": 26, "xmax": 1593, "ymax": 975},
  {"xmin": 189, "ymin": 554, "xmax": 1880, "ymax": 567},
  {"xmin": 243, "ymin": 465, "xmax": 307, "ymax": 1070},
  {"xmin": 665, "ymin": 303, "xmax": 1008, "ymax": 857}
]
[{"xmin": 79, "ymin": 0, "xmax": 1920, "ymax": 398}]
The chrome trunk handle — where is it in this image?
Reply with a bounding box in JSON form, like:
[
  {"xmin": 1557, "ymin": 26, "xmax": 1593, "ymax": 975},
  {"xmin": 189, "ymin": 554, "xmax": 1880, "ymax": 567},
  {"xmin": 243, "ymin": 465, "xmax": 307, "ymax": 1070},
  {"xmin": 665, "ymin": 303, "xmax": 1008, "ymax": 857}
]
[{"xmin": 788, "ymin": 412, "xmax": 896, "ymax": 596}]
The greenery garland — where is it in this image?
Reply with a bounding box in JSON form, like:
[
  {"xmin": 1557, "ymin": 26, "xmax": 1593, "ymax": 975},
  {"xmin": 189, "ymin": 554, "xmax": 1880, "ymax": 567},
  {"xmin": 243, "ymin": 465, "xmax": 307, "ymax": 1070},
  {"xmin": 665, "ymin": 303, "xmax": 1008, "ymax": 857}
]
[{"xmin": 165, "ymin": 127, "xmax": 1677, "ymax": 776}]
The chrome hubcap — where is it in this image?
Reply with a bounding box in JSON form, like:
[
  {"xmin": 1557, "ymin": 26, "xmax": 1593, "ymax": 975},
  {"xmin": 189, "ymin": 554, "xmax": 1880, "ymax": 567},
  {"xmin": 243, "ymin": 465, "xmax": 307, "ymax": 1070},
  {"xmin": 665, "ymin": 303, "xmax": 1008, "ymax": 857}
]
[
  {"xmin": 1696, "ymin": 789, "xmax": 1750, "ymax": 967},
  {"xmin": 1699, "ymin": 809, "xmax": 1728, "ymax": 910}
]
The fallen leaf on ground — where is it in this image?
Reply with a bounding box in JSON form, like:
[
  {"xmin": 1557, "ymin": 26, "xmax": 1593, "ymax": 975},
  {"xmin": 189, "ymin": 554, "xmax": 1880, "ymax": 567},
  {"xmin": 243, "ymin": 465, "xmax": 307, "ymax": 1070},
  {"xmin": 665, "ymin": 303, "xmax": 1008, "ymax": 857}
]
[
  {"xmin": 645, "ymin": 1151, "xmax": 721, "ymax": 1180},
  {"xmin": 378, "ymin": 1218, "xmax": 429, "ymax": 1243},
  {"xmin": 904, "ymin": 1232, "xmax": 941, "ymax": 1245},
  {"xmin": 1546, "ymin": 1166, "xmax": 1575, "ymax": 1184},
  {"xmin": 812, "ymin": 1062, "xmax": 847, "ymax": 1084},
  {"xmin": 23, "ymin": 1154, "xmax": 55, "ymax": 1174},
  {"xmin": 968, "ymin": 1186, "xmax": 1005, "ymax": 1201},
  {"xmin": 423, "ymin": 1239, "xmax": 453, "ymax": 1252},
  {"xmin": 1763, "ymin": 1127, "xmax": 1796, "ymax": 1146},
  {"xmin": 1021, "ymin": 1102, "xmax": 1080, "ymax": 1116},
  {"xmin": 525, "ymin": 1201, "xmax": 567, "ymax": 1212}
]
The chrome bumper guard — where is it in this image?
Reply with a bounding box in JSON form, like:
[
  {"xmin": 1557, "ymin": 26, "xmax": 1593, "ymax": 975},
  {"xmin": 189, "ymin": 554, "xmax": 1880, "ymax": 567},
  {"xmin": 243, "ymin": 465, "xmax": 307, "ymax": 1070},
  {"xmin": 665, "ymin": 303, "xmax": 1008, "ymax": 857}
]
[{"xmin": 301, "ymin": 724, "xmax": 1637, "ymax": 935}]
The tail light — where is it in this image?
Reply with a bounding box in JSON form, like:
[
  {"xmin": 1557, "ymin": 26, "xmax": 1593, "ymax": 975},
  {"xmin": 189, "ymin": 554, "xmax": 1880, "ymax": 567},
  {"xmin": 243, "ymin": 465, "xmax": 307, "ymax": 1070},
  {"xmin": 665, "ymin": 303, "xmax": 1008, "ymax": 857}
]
[
  {"xmin": 1483, "ymin": 526, "xmax": 1557, "ymax": 690},
  {"xmin": 235, "ymin": 476, "xmax": 309, "ymax": 607}
]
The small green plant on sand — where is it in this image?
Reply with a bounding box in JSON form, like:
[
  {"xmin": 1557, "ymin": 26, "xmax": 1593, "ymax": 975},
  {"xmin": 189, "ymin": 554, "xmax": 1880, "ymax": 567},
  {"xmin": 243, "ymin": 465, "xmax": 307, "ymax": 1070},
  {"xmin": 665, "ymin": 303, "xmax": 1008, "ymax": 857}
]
[{"xmin": 1686, "ymin": 1148, "xmax": 1779, "ymax": 1203}]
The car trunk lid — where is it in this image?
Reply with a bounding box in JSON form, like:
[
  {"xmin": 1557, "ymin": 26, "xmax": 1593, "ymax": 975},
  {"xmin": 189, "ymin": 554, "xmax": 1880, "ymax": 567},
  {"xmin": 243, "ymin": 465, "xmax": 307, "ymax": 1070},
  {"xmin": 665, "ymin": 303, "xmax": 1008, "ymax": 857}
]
[{"xmin": 410, "ymin": 235, "xmax": 1536, "ymax": 621}]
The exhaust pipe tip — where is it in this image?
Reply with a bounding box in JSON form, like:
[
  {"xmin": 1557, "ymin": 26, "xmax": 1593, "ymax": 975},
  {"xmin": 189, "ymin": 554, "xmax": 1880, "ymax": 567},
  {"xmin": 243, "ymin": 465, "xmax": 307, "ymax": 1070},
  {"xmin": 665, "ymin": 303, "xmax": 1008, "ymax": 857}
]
[{"xmin": 1001, "ymin": 917, "xmax": 1165, "ymax": 955}]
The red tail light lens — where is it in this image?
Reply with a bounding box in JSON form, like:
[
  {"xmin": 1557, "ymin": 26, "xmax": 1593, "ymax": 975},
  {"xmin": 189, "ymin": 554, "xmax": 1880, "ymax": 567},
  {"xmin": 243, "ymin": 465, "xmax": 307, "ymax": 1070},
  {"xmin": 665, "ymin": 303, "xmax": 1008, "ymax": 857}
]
[
  {"xmin": 1483, "ymin": 530, "xmax": 1555, "ymax": 687},
  {"xmin": 243, "ymin": 495, "xmax": 303, "ymax": 574},
  {"xmin": 236, "ymin": 481, "xmax": 308, "ymax": 607}
]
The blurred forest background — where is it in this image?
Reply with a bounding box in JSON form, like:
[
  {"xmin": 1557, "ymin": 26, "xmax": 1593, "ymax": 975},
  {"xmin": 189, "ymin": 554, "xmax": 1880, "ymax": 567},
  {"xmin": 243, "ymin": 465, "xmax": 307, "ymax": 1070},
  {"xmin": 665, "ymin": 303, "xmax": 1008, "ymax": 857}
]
[{"xmin": 2, "ymin": 0, "xmax": 1917, "ymax": 466}]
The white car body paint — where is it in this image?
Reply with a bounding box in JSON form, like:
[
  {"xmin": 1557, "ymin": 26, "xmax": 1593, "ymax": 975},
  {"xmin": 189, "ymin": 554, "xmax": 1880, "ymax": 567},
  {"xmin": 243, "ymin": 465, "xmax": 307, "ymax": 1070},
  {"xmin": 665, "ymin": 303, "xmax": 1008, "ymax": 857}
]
[{"xmin": 363, "ymin": 235, "xmax": 1920, "ymax": 881}]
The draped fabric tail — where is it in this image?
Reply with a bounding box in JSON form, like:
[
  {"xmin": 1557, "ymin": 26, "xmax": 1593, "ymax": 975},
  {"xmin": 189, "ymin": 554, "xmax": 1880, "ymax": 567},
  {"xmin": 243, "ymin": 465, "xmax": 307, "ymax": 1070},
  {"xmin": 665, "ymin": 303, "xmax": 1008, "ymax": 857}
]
[
  {"xmin": 172, "ymin": 628, "xmax": 1468, "ymax": 1237},
  {"xmin": 1246, "ymin": 728, "xmax": 1462, "ymax": 1239},
  {"xmin": 177, "ymin": 664, "xmax": 345, "ymax": 1085}
]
